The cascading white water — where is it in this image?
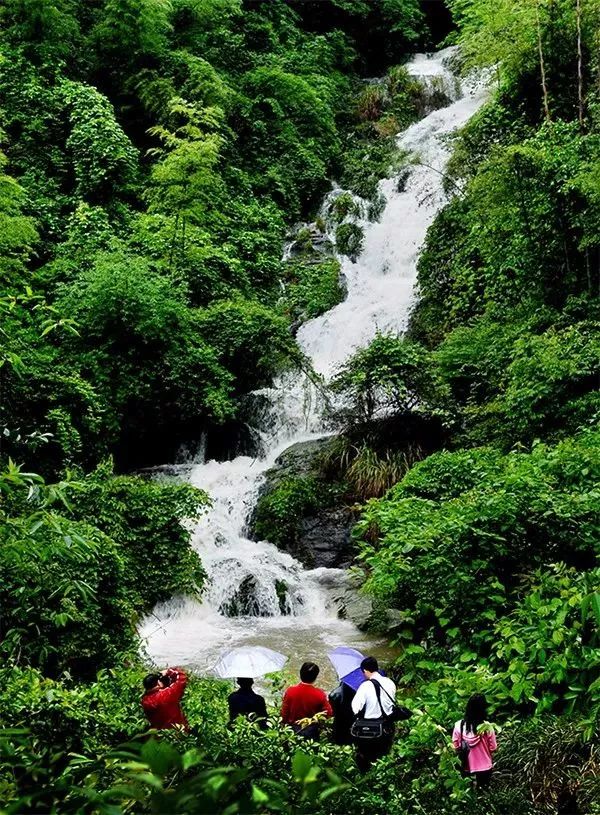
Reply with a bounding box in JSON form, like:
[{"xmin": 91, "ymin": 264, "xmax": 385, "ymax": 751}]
[{"xmin": 140, "ymin": 50, "xmax": 489, "ymax": 680}]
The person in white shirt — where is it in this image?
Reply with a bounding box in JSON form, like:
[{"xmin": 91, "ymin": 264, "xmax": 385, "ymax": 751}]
[{"xmin": 351, "ymin": 656, "xmax": 397, "ymax": 771}]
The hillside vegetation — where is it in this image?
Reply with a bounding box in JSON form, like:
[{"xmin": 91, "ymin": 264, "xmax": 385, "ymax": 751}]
[{"xmin": 0, "ymin": 1, "xmax": 598, "ymax": 813}]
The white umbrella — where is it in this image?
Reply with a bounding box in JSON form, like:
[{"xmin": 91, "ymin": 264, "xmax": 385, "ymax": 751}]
[
  {"xmin": 328, "ymin": 646, "xmax": 364, "ymax": 679},
  {"xmin": 212, "ymin": 645, "xmax": 288, "ymax": 679}
]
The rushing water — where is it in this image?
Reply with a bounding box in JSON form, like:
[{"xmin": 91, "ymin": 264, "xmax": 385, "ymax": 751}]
[{"xmin": 140, "ymin": 49, "xmax": 488, "ymax": 687}]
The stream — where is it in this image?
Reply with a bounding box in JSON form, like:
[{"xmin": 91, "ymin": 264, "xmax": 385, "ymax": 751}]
[{"xmin": 139, "ymin": 49, "xmax": 489, "ymax": 689}]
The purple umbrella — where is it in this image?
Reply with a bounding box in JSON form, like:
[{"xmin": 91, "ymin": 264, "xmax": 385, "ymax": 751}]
[{"xmin": 328, "ymin": 647, "xmax": 366, "ymax": 691}]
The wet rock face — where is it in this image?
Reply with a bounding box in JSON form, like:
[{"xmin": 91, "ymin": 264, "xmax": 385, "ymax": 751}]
[
  {"xmin": 267, "ymin": 438, "xmax": 331, "ymax": 483},
  {"xmin": 312, "ymin": 569, "xmax": 374, "ymax": 630},
  {"xmin": 248, "ymin": 438, "xmax": 357, "ymax": 569},
  {"xmin": 296, "ymin": 507, "xmax": 355, "ymax": 569}
]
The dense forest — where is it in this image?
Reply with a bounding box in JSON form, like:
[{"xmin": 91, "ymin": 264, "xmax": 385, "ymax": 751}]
[{"xmin": 0, "ymin": 0, "xmax": 598, "ymax": 813}]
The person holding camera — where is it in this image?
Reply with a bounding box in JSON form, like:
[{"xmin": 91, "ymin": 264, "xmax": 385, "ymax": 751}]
[{"xmin": 141, "ymin": 667, "xmax": 188, "ymax": 730}]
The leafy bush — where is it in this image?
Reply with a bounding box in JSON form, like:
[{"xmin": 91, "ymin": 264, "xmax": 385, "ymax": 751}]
[
  {"xmin": 253, "ymin": 476, "xmax": 321, "ymax": 548},
  {"xmin": 331, "ymin": 333, "xmax": 446, "ymax": 426},
  {"xmin": 497, "ymin": 321, "xmax": 600, "ymax": 443},
  {"xmin": 66, "ymin": 463, "xmax": 209, "ymax": 611},
  {"xmin": 280, "ymin": 258, "xmax": 345, "ymax": 324},
  {"xmin": 57, "ymin": 250, "xmax": 235, "ymax": 460},
  {"xmin": 490, "ymin": 564, "xmax": 600, "ymax": 712},
  {"xmin": 195, "ymin": 298, "xmax": 300, "ymax": 394},
  {"xmin": 60, "ymin": 80, "xmax": 139, "ymax": 204},
  {"xmin": 0, "ymin": 510, "xmax": 134, "ymax": 677},
  {"xmin": 334, "ymin": 222, "xmax": 364, "ymax": 259},
  {"xmin": 355, "ymin": 430, "xmax": 600, "ymax": 643}
]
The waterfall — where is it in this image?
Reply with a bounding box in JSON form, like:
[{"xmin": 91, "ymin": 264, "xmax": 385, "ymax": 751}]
[{"xmin": 140, "ymin": 49, "xmax": 489, "ymax": 674}]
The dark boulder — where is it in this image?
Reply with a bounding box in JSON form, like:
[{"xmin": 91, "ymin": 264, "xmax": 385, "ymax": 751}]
[
  {"xmin": 297, "ymin": 506, "xmax": 356, "ymax": 569},
  {"xmin": 247, "ymin": 437, "xmax": 357, "ymax": 569}
]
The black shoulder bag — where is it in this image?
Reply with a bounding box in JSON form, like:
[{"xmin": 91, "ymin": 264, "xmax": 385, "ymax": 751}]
[
  {"xmin": 457, "ymin": 720, "xmax": 470, "ymax": 772},
  {"xmin": 350, "ymin": 680, "xmax": 411, "ymax": 741},
  {"xmin": 373, "ymin": 679, "xmax": 412, "ymax": 723}
]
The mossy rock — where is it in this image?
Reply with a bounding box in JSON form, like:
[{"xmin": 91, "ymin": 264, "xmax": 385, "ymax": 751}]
[
  {"xmin": 280, "ymin": 258, "xmax": 345, "ymax": 326},
  {"xmin": 335, "ymin": 223, "xmax": 364, "ymax": 261},
  {"xmin": 248, "ymin": 438, "xmax": 357, "ymax": 568}
]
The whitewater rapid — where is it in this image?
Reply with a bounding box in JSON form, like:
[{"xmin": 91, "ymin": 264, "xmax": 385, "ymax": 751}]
[{"xmin": 140, "ymin": 50, "xmax": 489, "ymax": 682}]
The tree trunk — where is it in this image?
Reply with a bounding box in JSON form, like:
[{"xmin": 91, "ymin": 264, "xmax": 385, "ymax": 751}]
[
  {"xmin": 535, "ymin": 0, "xmax": 552, "ymax": 121},
  {"xmin": 576, "ymin": 0, "xmax": 584, "ymax": 128}
]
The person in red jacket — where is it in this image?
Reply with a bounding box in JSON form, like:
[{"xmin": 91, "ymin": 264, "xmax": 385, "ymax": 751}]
[
  {"xmin": 141, "ymin": 667, "xmax": 189, "ymax": 730},
  {"xmin": 281, "ymin": 662, "xmax": 332, "ymax": 739}
]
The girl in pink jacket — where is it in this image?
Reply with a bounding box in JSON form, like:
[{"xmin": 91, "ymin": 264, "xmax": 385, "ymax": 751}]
[{"xmin": 452, "ymin": 694, "xmax": 497, "ymax": 788}]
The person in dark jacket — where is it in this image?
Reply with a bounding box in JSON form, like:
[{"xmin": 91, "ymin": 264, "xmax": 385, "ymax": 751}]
[
  {"xmin": 228, "ymin": 678, "xmax": 267, "ymax": 727},
  {"xmin": 329, "ymin": 681, "xmax": 356, "ymax": 745},
  {"xmin": 141, "ymin": 667, "xmax": 188, "ymax": 730}
]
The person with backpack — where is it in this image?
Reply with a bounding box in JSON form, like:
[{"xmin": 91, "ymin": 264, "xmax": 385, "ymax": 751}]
[
  {"xmin": 350, "ymin": 656, "xmax": 398, "ymax": 772},
  {"xmin": 452, "ymin": 694, "xmax": 497, "ymax": 788}
]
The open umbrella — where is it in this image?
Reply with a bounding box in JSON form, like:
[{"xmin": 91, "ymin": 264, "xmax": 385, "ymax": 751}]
[
  {"xmin": 212, "ymin": 645, "xmax": 287, "ymax": 679},
  {"xmin": 328, "ymin": 646, "xmax": 365, "ymax": 691}
]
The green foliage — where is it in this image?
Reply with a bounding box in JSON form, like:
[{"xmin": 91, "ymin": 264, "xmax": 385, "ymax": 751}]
[
  {"xmin": 356, "ymin": 429, "xmax": 600, "ymax": 643},
  {"xmin": 345, "ymin": 445, "xmax": 413, "ymax": 500},
  {"xmin": 329, "ymin": 191, "xmax": 362, "ymax": 224},
  {"xmin": 236, "ymin": 65, "xmax": 340, "ymax": 217},
  {"xmin": 61, "ymin": 80, "xmax": 139, "ymax": 203},
  {"xmin": 0, "ymin": 150, "xmax": 38, "ymax": 285},
  {"xmin": 2, "ymin": 0, "xmax": 82, "ymax": 65},
  {"xmin": 448, "ymin": 0, "xmax": 600, "ymax": 122},
  {"xmin": 195, "ymin": 299, "xmax": 300, "ymax": 394},
  {"xmin": 0, "ymin": 454, "xmax": 208, "ymax": 677},
  {"xmin": 432, "ymin": 316, "xmax": 600, "ymax": 447},
  {"xmin": 334, "ymin": 222, "xmax": 364, "ymax": 259},
  {"xmin": 280, "ymin": 258, "xmax": 345, "ymax": 324},
  {"xmin": 253, "ymin": 476, "xmax": 320, "ymax": 548},
  {"xmin": 0, "ymin": 491, "xmax": 135, "ymax": 677},
  {"xmin": 497, "ymin": 321, "xmax": 600, "ymax": 443},
  {"xmin": 92, "ymin": 0, "xmax": 173, "ymax": 64},
  {"xmin": 490, "ymin": 564, "xmax": 600, "ymax": 712},
  {"xmin": 413, "ymin": 121, "xmax": 600, "ymax": 343},
  {"xmin": 58, "ymin": 250, "xmax": 235, "ymax": 443},
  {"xmin": 145, "ymin": 98, "xmax": 224, "ymax": 226},
  {"xmin": 65, "ymin": 463, "xmax": 208, "ymax": 611},
  {"xmin": 331, "ymin": 333, "xmax": 446, "ymax": 425}
]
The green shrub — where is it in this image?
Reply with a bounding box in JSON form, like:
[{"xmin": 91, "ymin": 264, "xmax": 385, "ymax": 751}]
[
  {"xmin": 331, "ymin": 333, "xmax": 446, "ymax": 426},
  {"xmin": 356, "ymin": 430, "xmax": 600, "ymax": 642},
  {"xmin": 66, "ymin": 463, "xmax": 208, "ymax": 611},
  {"xmin": 328, "ymin": 191, "xmax": 362, "ymax": 224},
  {"xmin": 334, "ymin": 222, "xmax": 364, "ymax": 259},
  {"xmin": 253, "ymin": 476, "xmax": 321, "ymax": 548},
  {"xmin": 57, "ymin": 250, "xmax": 235, "ymax": 448},
  {"xmin": 0, "ymin": 513, "xmax": 134, "ymax": 677},
  {"xmin": 497, "ymin": 321, "xmax": 600, "ymax": 444},
  {"xmin": 280, "ymin": 258, "xmax": 345, "ymax": 324},
  {"xmin": 195, "ymin": 298, "xmax": 301, "ymax": 395}
]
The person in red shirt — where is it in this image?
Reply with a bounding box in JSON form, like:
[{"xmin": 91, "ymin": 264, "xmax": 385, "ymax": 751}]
[
  {"xmin": 141, "ymin": 667, "xmax": 189, "ymax": 730},
  {"xmin": 281, "ymin": 662, "xmax": 332, "ymax": 739}
]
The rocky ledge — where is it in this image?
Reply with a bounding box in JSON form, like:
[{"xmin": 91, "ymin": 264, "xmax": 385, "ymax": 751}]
[{"xmin": 247, "ymin": 437, "xmax": 358, "ymax": 569}]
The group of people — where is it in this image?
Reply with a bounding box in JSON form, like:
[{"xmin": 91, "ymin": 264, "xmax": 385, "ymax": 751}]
[{"xmin": 142, "ymin": 659, "xmax": 497, "ymax": 783}]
